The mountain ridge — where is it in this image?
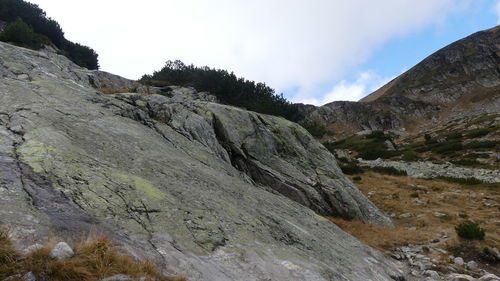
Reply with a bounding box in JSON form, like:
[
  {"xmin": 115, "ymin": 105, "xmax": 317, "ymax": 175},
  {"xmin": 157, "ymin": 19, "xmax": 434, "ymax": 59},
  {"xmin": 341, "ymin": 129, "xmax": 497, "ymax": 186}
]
[{"xmin": 300, "ymin": 25, "xmax": 500, "ymax": 138}]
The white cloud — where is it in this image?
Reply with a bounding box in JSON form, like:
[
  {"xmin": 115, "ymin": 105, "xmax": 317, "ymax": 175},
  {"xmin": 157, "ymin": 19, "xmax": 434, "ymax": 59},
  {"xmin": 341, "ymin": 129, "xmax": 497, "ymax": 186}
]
[
  {"xmin": 28, "ymin": 0, "xmax": 468, "ymax": 102},
  {"xmin": 295, "ymin": 71, "xmax": 396, "ymax": 106}
]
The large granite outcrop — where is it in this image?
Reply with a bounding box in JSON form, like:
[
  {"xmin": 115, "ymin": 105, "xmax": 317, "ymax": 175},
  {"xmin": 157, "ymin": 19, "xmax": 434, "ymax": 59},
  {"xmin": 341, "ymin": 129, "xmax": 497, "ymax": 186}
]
[{"xmin": 0, "ymin": 42, "xmax": 402, "ymax": 280}]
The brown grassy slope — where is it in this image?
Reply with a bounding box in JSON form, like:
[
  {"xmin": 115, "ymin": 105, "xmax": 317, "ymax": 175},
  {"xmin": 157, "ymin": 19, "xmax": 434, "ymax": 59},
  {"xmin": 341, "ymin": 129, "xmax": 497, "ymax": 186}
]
[
  {"xmin": 329, "ymin": 172, "xmax": 500, "ymax": 274},
  {"xmin": 330, "ymin": 172, "xmax": 499, "ymax": 251}
]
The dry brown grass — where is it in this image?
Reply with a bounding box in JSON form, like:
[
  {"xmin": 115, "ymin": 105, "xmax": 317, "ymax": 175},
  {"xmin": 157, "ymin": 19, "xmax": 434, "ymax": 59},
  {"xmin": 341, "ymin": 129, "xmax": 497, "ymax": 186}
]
[
  {"xmin": 0, "ymin": 232, "xmax": 186, "ymax": 281},
  {"xmin": 330, "ymin": 172, "xmax": 500, "ymax": 255}
]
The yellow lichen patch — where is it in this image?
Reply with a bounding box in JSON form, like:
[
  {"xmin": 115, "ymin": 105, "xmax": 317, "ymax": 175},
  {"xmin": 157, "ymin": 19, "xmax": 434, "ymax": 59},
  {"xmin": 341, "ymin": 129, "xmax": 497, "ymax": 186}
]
[
  {"xmin": 18, "ymin": 140, "xmax": 60, "ymax": 173},
  {"xmin": 114, "ymin": 172, "xmax": 165, "ymax": 200}
]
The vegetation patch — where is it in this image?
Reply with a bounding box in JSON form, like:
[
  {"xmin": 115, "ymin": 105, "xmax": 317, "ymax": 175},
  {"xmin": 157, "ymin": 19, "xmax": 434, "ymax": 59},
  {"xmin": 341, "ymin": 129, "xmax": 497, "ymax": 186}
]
[
  {"xmin": 466, "ymin": 128, "xmax": 491, "ymax": 138},
  {"xmin": 339, "ymin": 162, "xmax": 364, "ymax": 175},
  {"xmin": 401, "ymin": 151, "xmax": 419, "ymax": 162},
  {"xmin": 464, "ymin": 140, "xmax": 499, "ymax": 150},
  {"xmin": 435, "ymin": 176, "xmax": 484, "ymax": 185},
  {"xmin": 429, "ymin": 141, "xmax": 463, "ymax": 155},
  {"xmin": 324, "ymin": 131, "xmax": 400, "ymax": 160},
  {"xmin": 445, "ymin": 132, "xmax": 463, "ymax": 140},
  {"xmin": 0, "ymin": 18, "xmax": 48, "ymax": 49},
  {"xmin": 0, "ymin": 0, "xmax": 99, "ymax": 69},
  {"xmin": 299, "ymin": 120, "xmax": 328, "ymax": 138},
  {"xmin": 141, "ymin": 60, "xmax": 302, "ymax": 122},
  {"xmin": 370, "ymin": 166, "xmax": 407, "ymax": 176},
  {"xmin": 0, "ymin": 230, "xmax": 185, "ymax": 281},
  {"xmin": 455, "ymin": 221, "xmax": 485, "ymax": 240}
]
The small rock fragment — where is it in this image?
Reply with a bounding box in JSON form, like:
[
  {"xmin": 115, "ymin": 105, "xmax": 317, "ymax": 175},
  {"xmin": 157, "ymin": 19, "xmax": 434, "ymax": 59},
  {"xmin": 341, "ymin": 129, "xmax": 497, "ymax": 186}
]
[
  {"xmin": 454, "ymin": 257, "xmax": 464, "ymax": 265},
  {"xmin": 450, "ymin": 274, "xmax": 476, "ymax": 281},
  {"xmin": 423, "ymin": 270, "xmax": 440, "ymax": 278},
  {"xmin": 466, "ymin": 260, "xmax": 478, "ymax": 270},
  {"xmin": 24, "ymin": 244, "xmax": 43, "ymax": 254},
  {"xmin": 22, "ymin": 272, "xmax": 36, "ymax": 281},
  {"xmin": 433, "ymin": 212, "xmax": 447, "ymax": 218},
  {"xmin": 101, "ymin": 274, "xmax": 133, "ymax": 281},
  {"xmin": 49, "ymin": 242, "xmax": 74, "ymax": 260}
]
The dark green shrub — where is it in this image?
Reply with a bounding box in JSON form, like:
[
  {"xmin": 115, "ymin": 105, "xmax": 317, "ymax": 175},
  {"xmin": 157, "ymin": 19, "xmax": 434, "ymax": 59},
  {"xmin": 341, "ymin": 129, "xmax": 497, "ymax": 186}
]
[
  {"xmin": 352, "ymin": 176, "xmax": 362, "ymax": 181},
  {"xmin": 0, "ymin": 0, "xmax": 99, "ymax": 69},
  {"xmin": 481, "ymin": 247, "xmax": 500, "ymax": 263},
  {"xmin": 339, "ymin": 163, "xmax": 364, "ymax": 175},
  {"xmin": 0, "ymin": 18, "xmax": 42, "ymax": 48},
  {"xmin": 424, "ymin": 134, "xmax": 434, "ymax": 144},
  {"xmin": 336, "ymin": 156, "xmax": 350, "ymax": 163},
  {"xmin": 430, "ymin": 141, "xmax": 463, "ymax": 154},
  {"xmin": 466, "ymin": 128, "xmax": 490, "ymax": 138},
  {"xmin": 451, "ymin": 159, "xmax": 480, "ymax": 167},
  {"xmin": 61, "ymin": 40, "xmax": 99, "ymax": 70},
  {"xmin": 455, "ymin": 221, "xmax": 485, "ymax": 240},
  {"xmin": 300, "ymin": 120, "xmax": 327, "ymax": 138},
  {"xmin": 366, "ymin": 130, "xmax": 388, "ymax": 140},
  {"xmin": 358, "ymin": 148, "xmax": 399, "ymax": 160},
  {"xmin": 324, "ymin": 132, "xmax": 400, "ymax": 160},
  {"xmin": 142, "ymin": 60, "xmax": 301, "ymax": 121},
  {"xmin": 402, "ymin": 151, "xmax": 419, "ymax": 162},
  {"xmin": 370, "ymin": 166, "xmax": 407, "ymax": 176},
  {"xmin": 415, "ymin": 146, "xmax": 430, "ymax": 153},
  {"xmin": 409, "ymin": 192, "xmax": 419, "ymax": 198},
  {"xmin": 446, "ymin": 132, "xmax": 463, "ymax": 140},
  {"xmin": 435, "ymin": 176, "xmax": 484, "ymax": 185},
  {"xmin": 464, "ymin": 140, "xmax": 499, "ymax": 149}
]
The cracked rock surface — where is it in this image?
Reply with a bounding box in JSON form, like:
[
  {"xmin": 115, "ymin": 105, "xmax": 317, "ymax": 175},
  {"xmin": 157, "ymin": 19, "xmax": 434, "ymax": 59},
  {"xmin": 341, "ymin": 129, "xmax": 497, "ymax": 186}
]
[{"xmin": 0, "ymin": 42, "xmax": 401, "ymax": 281}]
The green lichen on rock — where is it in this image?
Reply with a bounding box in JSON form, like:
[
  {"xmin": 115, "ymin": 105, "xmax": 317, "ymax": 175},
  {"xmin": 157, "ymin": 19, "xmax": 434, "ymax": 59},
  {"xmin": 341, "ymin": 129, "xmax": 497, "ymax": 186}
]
[
  {"xmin": 18, "ymin": 140, "xmax": 60, "ymax": 173},
  {"xmin": 114, "ymin": 172, "xmax": 165, "ymax": 200}
]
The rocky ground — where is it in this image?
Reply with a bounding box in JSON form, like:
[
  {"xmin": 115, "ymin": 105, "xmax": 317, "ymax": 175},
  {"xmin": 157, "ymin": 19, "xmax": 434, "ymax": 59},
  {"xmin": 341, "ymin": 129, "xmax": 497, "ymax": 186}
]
[
  {"xmin": 331, "ymin": 171, "xmax": 500, "ymax": 281},
  {"xmin": 358, "ymin": 159, "xmax": 500, "ymax": 183}
]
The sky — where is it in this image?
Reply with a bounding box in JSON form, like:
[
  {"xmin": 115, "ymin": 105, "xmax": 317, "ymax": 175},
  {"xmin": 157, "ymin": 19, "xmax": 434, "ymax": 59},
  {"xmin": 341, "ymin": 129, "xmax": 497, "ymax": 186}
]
[{"xmin": 28, "ymin": 0, "xmax": 500, "ymax": 106}]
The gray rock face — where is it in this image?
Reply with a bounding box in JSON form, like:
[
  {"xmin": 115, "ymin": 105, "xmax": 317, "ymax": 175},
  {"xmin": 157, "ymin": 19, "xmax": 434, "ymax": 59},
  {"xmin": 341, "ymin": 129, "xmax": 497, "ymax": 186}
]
[
  {"xmin": 0, "ymin": 41, "xmax": 401, "ymax": 280},
  {"xmin": 49, "ymin": 242, "xmax": 74, "ymax": 260}
]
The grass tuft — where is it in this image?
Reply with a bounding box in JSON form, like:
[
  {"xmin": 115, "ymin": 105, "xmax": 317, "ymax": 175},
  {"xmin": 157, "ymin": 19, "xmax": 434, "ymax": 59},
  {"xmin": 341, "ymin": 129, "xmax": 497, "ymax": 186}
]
[{"xmin": 0, "ymin": 232, "xmax": 186, "ymax": 281}]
